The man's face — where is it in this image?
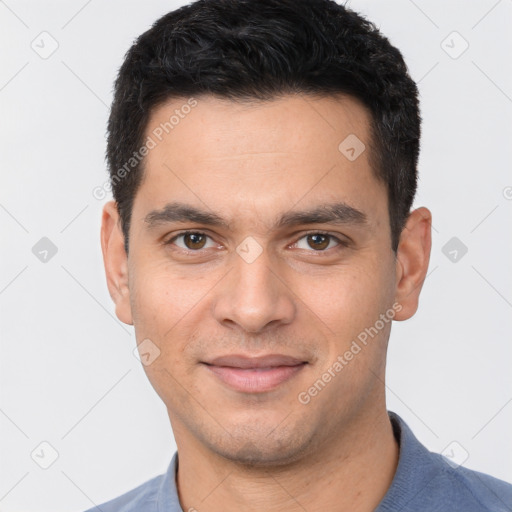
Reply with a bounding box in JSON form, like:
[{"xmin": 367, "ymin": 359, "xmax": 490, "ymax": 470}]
[{"xmin": 107, "ymin": 94, "xmax": 412, "ymax": 465}]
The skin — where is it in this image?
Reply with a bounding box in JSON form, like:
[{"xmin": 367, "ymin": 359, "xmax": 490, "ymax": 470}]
[{"xmin": 101, "ymin": 93, "xmax": 432, "ymax": 511}]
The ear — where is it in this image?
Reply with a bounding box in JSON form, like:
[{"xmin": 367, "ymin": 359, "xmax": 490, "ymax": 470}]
[
  {"xmin": 100, "ymin": 201, "xmax": 133, "ymax": 325},
  {"xmin": 393, "ymin": 207, "xmax": 432, "ymax": 321}
]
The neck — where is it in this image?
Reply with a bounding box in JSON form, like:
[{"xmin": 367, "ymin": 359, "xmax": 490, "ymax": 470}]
[{"xmin": 173, "ymin": 408, "xmax": 399, "ymax": 512}]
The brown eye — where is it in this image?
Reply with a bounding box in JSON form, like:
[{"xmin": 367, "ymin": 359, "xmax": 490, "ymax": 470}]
[
  {"xmin": 183, "ymin": 233, "xmax": 207, "ymax": 249},
  {"xmin": 294, "ymin": 233, "xmax": 341, "ymax": 252},
  {"xmin": 306, "ymin": 234, "xmax": 330, "ymax": 250},
  {"xmin": 167, "ymin": 232, "xmax": 215, "ymax": 251}
]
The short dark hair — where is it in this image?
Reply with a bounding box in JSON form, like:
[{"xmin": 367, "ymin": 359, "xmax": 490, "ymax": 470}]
[{"xmin": 107, "ymin": 0, "xmax": 421, "ymax": 254}]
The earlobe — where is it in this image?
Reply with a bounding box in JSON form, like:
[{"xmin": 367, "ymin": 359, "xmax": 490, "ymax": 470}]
[
  {"xmin": 393, "ymin": 207, "xmax": 432, "ymax": 321},
  {"xmin": 100, "ymin": 201, "xmax": 134, "ymax": 325}
]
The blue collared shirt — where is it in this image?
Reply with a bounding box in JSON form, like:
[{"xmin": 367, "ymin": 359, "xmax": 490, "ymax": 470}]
[{"xmin": 84, "ymin": 412, "xmax": 512, "ymax": 511}]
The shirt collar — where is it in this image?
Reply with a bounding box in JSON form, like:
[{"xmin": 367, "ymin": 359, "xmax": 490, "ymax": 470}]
[
  {"xmin": 375, "ymin": 411, "xmax": 441, "ymax": 511},
  {"xmin": 156, "ymin": 451, "xmax": 183, "ymax": 512}
]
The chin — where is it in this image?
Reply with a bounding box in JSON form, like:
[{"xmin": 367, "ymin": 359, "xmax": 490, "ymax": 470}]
[{"xmin": 206, "ymin": 423, "xmax": 316, "ymax": 468}]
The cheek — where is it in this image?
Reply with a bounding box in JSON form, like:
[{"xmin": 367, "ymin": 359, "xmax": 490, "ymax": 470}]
[
  {"xmin": 130, "ymin": 261, "xmax": 207, "ymax": 333},
  {"xmin": 294, "ymin": 258, "xmax": 395, "ymax": 378},
  {"xmin": 129, "ymin": 262, "xmax": 219, "ymax": 380},
  {"xmin": 297, "ymin": 263, "xmax": 387, "ymax": 331},
  {"xmin": 129, "ymin": 267, "xmax": 203, "ymax": 400}
]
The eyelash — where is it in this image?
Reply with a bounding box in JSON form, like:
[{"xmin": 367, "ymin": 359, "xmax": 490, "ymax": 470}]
[{"xmin": 163, "ymin": 230, "xmax": 348, "ymax": 254}]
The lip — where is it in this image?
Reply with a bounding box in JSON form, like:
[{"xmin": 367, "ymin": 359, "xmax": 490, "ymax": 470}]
[{"xmin": 202, "ymin": 354, "xmax": 307, "ymax": 393}]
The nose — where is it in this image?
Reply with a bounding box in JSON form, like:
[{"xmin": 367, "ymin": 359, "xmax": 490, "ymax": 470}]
[{"xmin": 212, "ymin": 244, "xmax": 296, "ymax": 334}]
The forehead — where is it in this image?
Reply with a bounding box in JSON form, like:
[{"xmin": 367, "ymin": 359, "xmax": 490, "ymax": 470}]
[
  {"xmin": 145, "ymin": 93, "xmax": 371, "ymax": 161},
  {"xmin": 133, "ymin": 94, "xmax": 387, "ymax": 233}
]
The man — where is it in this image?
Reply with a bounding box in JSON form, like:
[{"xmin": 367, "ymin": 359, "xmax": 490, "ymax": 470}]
[{"xmin": 93, "ymin": 0, "xmax": 512, "ymax": 510}]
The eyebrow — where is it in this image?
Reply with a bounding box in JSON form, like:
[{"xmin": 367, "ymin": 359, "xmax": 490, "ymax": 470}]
[{"xmin": 144, "ymin": 200, "xmax": 368, "ymax": 231}]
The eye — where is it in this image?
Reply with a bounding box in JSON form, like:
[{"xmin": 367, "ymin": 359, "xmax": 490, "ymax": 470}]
[
  {"xmin": 164, "ymin": 230, "xmax": 346, "ymax": 254},
  {"xmin": 293, "ymin": 232, "xmax": 343, "ymax": 251},
  {"xmin": 166, "ymin": 231, "xmax": 217, "ymax": 251}
]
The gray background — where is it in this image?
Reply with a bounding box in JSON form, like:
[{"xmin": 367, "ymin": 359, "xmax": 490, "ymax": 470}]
[{"xmin": 1, "ymin": 0, "xmax": 511, "ymax": 510}]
